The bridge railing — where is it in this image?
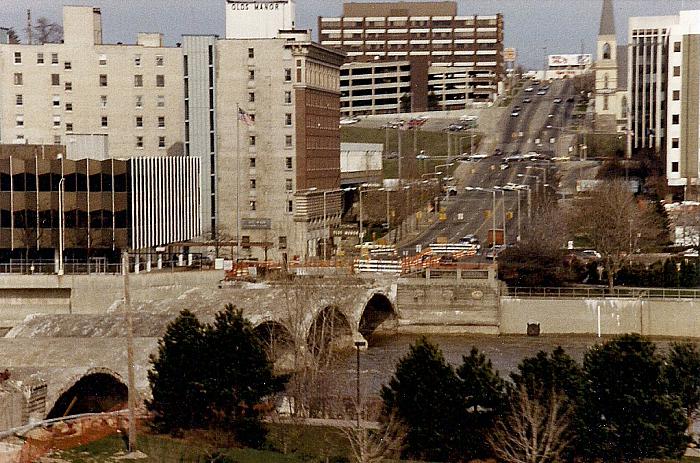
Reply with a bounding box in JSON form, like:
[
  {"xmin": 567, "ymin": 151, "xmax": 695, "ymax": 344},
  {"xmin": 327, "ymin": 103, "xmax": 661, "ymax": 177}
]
[{"xmin": 506, "ymin": 286, "xmax": 700, "ymax": 300}]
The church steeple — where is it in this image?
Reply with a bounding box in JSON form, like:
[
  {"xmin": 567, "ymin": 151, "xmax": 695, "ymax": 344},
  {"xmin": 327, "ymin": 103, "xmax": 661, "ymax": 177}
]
[{"xmin": 599, "ymin": 0, "xmax": 616, "ymax": 36}]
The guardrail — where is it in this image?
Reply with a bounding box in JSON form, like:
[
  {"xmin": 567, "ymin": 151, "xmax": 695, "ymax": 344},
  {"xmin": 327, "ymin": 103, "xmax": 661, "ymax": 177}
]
[
  {"xmin": 506, "ymin": 286, "xmax": 700, "ymax": 300},
  {"xmin": 354, "ymin": 259, "xmax": 402, "ymax": 274}
]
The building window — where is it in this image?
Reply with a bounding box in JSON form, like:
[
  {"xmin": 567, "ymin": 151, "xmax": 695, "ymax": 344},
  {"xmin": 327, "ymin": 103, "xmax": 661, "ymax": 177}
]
[
  {"xmin": 285, "ymin": 113, "xmax": 292, "ymax": 126},
  {"xmin": 249, "ymin": 92, "xmax": 255, "ymax": 103},
  {"xmin": 53, "ymin": 115, "xmax": 61, "ymax": 127},
  {"xmin": 65, "ymin": 81, "xmax": 72, "ymax": 91},
  {"xmin": 99, "ymin": 74, "xmax": 107, "ymax": 86},
  {"xmin": 15, "ymin": 115, "xmax": 24, "ymax": 127},
  {"xmin": 65, "ymin": 102, "xmax": 73, "ymax": 112},
  {"xmin": 157, "ymin": 95, "xmax": 165, "ymax": 107},
  {"xmin": 51, "ymin": 53, "xmax": 58, "ymax": 65},
  {"xmin": 158, "ymin": 116, "xmax": 165, "ymax": 128},
  {"xmin": 249, "ymin": 135, "xmax": 256, "ymax": 146},
  {"xmin": 100, "ymin": 95, "xmax": 107, "ymax": 107},
  {"xmin": 284, "ymin": 68, "xmax": 292, "ymax": 81},
  {"xmin": 673, "ymin": 90, "xmax": 680, "ymax": 101},
  {"xmin": 250, "ymin": 178, "xmax": 256, "ymax": 189},
  {"xmin": 53, "ymin": 135, "xmax": 61, "ymax": 144},
  {"xmin": 249, "ymin": 158, "xmax": 256, "ymax": 168},
  {"xmin": 603, "ymin": 95, "xmax": 609, "ymax": 111},
  {"xmin": 66, "ymin": 123, "xmax": 73, "ymax": 132},
  {"xmin": 134, "ymin": 54, "xmax": 141, "ymax": 66},
  {"xmin": 134, "ymin": 74, "xmax": 143, "ymax": 87},
  {"xmin": 285, "ymin": 157, "xmax": 292, "ymax": 169},
  {"xmin": 155, "ymin": 55, "xmax": 164, "ymax": 66},
  {"xmin": 99, "ymin": 54, "xmax": 107, "ymax": 66},
  {"xmin": 158, "ymin": 136, "xmax": 166, "ymax": 148},
  {"xmin": 64, "ymin": 61, "xmax": 72, "ymax": 70},
  {"xmin": 156, "ymin": 75, "xmax": 165, "ymax": 87},
  {"xmin": 242, "ymin": 236, "xmax": 251, "ymax": 248},
  {"xmin": 135, "ymin": 95, "xmax": 143, "ymax": 108},
  {"xmin": 672, "ymin": 161, "xmax": 679, "ymax": 172},
  {"xmin": 284, "ymin": 91, "xmax": 292, "ymax": 104},
  {"xmin": 249, "ymin": 69, "xmax": 255, "ymax": 80},
  {"xmin": 285, "ymin": 135, "xmax": 293, "ymax": 147},
  {"xmin": 288, "ymin": 200, "xmax": 293, "ymax": 213},
  {"xmin": 14, "ymin": 73, "xmax": 23, "ymax": 85},
  {"xmin": 136, "ymin": 136, "xmax": 144, "ymax": 149},
  {"xmin": 15, "ymin": 135, "xmax": 25, "ymax": 143},
  {"xmin": 51, "ymin": 74, "xmax": 60, "ymax": 86},
  {"xmin": 672, "ymin": 114, "xmax": 680, "ymax": 125},
  {"xmin": 136, "ymin": 116, "xmax": 143, "ymax": 128},
  {"xmin": 52, "ymin": 95, "xmax": 60, "ymax": 107},
  {"xmin": 101, "ymin": 116, "xmax": 108, "ymax": 128},
  {"xmin": 279, "ymin": 236, "xmax": 287, "ymax": 249},
  {"xmin": 602, "ymin": 43, "xmax": 611, "ymax": 60},
  {"xmin": 248, "ymin": 48, "xmax": 255, "ymax": 58},
  {"xmin": 674, "ymin": 41, "xmax": 681, "ymax": 53},
  {"xmin": 249, "ymin": 200, "xmax": 256, "ymax": 211},
  {"xmin": 674, "ymin": 66, "xmax": 681, "ymax": 77},
  {"xmin": 15, "ymin": 94, "xmax": 23, "ymax": 106},
  {"xmin": 672, "ymin": 138, "xmax": 679, "ymax": 149},
  {"xmin": 14, "ymin": 52, "xmax": 21, "ymax": 64},
  {"xmin": 36, "ymin": 53, "xmax": 44, "ymax": 64},
  {"xmin": 285, "ymin": 178, "xmax": 293, "ymax": 191}
]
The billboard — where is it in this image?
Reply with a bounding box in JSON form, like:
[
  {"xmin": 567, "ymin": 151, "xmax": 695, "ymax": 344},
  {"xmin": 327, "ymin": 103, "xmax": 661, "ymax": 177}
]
[
  {"xmin": 548, "ymin": 54, "xmax": 592, "ymax": 68},
  {"xmin": 226, "ymin": 0, "xmax": 295, "ymax": 39},
  {"xmin": 503, "ymin": 47, "xmax": 517, "ymax": 62}
]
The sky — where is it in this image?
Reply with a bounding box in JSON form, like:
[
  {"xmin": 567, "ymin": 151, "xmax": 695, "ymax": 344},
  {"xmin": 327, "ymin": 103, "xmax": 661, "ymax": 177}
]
[{"xmin": 3, "ymin": 0, "xmax": 700, "ymax": 68}]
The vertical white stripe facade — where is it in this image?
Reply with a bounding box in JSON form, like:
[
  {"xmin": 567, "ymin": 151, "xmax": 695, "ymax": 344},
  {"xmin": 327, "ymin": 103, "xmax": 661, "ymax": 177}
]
[{"xmin": 129, "ymin": 156, "xmax": 201, "ymax": 250}]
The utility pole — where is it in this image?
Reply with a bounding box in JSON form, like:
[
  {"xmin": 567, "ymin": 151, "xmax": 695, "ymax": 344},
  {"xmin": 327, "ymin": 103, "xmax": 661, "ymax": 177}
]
[
  {"xmin": 397, "ymin": 127, "xmax": 403, "ymax": 186},
  {"xmin": 122, "ymin": 250, "xmax": 137, "ymax": 454}
]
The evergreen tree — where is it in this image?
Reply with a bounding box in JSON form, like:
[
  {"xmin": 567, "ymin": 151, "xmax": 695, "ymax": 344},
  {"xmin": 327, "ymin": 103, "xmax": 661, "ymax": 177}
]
[
  {"xmin": 680, "ymin": 259, "xmax": 699, "ymax": 288},
  {"xmin": 455, "ymin": 347, "xmax": 506, "ymax": 459},
  {"xmin": 204, "ymin": 304, "xmax": 287, "ymax": 448},
  {"xmin": 147, "ymin": 309, "xmax": 208, "ymax": 433},
  {"xmin": 381, "ymin": 337, "xmax": 462, "ymax": 462},
  {"xmin": 663, "ymin": 259, "xmax": 679, "ymax": 288},
  {"xmin": 665, "ymin": 342, "xmax": 700, "ymax": 432},
  {"xmin": 580, "ymin": 334, "xmax": 688, "ymax": 461}
]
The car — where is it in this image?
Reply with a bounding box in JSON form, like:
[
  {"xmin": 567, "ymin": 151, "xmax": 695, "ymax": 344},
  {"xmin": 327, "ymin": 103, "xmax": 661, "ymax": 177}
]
[
  {"xmin": 340, "ymin": 117, "xmax": 360, "ymax": 126},
  {"xmin": 547, "ymin": 113, "xmax": 554, "ymax": 118},
  {"xmin": 416, "ymin": 154, "xmax": 429, "ymax": 160},
  {"xmin": 513, "ymin": 105, "xmax": 522, "ymax": 111},
  {"xmin": 465, "ymin": 153, "xmax": 488, "ymax": 161},
  {"xmin": 523, "ymin": 152, "xmax": 540, "ymax": 160},
  {"xmin": 446, "ymin": 185, "xmax": 458, "ymax": 196},
  {"xmin": 493, "ymin": 148, "xmax": 503, "ymax": 156},
  {"xmin": 416, "ymin": 114, "xmax": 429, "ymax": 120},
  {"xmin": 581, "ymin": 249, "xmax": 602, "ymax": 259},
  {"xmin": 510, "ymin": 111, "xmax": 520, "ymax": 117},
  {"xmin": 447, "ymin": 123, "xmax": 466, "ymax": 131},
  {"xmin": 553, "ymin": 98, "xmax": 562, "ymax": 104},
  {"xmin": 524, "ymin": 87, "xmax": 534, "ymax": 92},
  {"xmin": 502, "ymin": 183, "xmax": 518, "ymax": 190},
  {"xmin": 523, "ymin": 98, "xmax": 532, "ymax": 103},
  {"xmin": 567, "ymin": 97, "xmax": 575, "ymax": 103},
  {"xmin": 545, "ymin": 123, "xmax": 553, "ymax": 129},
  {"xmin": 499, "ymin": 163, "xmax": 510, "ymax": 170},
  {"xmin": 460, "ymin": 234, "xmax": 479, "ymax": 244},
  {"xmin": 459, "ymin": 114, "xmax": 478, "ymax": 122},
  {"xmin": 537, "ymin": 90, "xmax": 547, "ymax": 95},
  {"xmin": 532, "ymin": 79, "xmax": 541, "ymax": 85},
  {"xmin": 485, "ymin": 245, "xmax": 506, "ymax": 259},
  {"xmin": 542, "ymin": 85, "xmax": 550, "ymax": 91},
  {"xmin": 551, "ymin": 156, "xmax": 571, "ymax": 162},
  {"xmin": 504, "ymin": 154, "xmax": 524, "ymax": 162}
]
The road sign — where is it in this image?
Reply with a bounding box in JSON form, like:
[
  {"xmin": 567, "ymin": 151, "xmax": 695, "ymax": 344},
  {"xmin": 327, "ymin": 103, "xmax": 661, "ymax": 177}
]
[
  {"xmin": 457, "ymin": 213, "xmax": 464, "ymax": 220},
  {"xmin": 504, "ymin": 48, "xmax": 517, "ymax": 62},
  {"xmin": 416, "ymin": 244, "xmax": 422, "ymax": 253},
  {"xmin": 439, "ymin": 212, "xmax": 447, "ymax": 221}
]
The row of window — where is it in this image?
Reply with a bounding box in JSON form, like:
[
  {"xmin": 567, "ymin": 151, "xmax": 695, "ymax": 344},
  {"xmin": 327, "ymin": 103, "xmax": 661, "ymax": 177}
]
[
  {"xmin": 248, "ymin": 91, "xmax": 292, "ymax": 104},
  {"xmin": 247, "ymin": 178, "xmax": 293, "ymax": 190},
  {"xmin": 248, "ymin": 157, "xmax": 293, "ymax": 169},
  {"xmin": 12, "ymin": 72, "xmax": 166, "ymax": 88},
  {"xmin": 13, "ymin": 51, "xmax": 166, "ymax": 67},
  {"xmin": 238, "ymin": 235, "xmax": 288, "ymax": 250},
  {"xmin": 14, "ymin": 94, "xmax": 167, "ymax": 111},
  {"xmin": 16, "ymin": 114, "xmax": 169, "ymax": 133},
  {"xmin": 248, "ymin": 68, "xmax": 292, "ymax": 82},
  {"xmin": 0, "ymin": 172, "xmax": 128, "ymax": 192},
  {"xmin": 0, "ymin": 209, "xmax": 128, "ymax": 229}
]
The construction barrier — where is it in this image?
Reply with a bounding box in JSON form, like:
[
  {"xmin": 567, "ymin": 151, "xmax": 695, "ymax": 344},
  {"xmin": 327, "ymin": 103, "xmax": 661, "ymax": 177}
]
[{"xmin": 353, "ymin": 259, "xmax": 402, "ymax": 274}]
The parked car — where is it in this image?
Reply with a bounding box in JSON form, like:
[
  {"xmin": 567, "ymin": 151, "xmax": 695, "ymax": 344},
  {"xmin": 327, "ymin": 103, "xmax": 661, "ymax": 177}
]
[
  {"xmin": 524, "ymin": 87, "xmax": 534, "ymax": 92},
  {"xmin": 553, "ymin": 98, "xmax": 562, "ymax": 104},
  {"xmin": 523, "ymin": 98, "xmax": 532, "ymax": 103},
  {"xmin": 537, "ymin": 89, "xmax": 547, "ymax": 95},
  {"xmin": 448, "ymin": 123, "xmax": 466, "ymax": 131},
  {"xmin": 340, "ymin": 117, "xmax": 360, "ymax": 126},
  {"xmin": 510, "ymin": 111, "xmax": 520, "ymax": 117}
]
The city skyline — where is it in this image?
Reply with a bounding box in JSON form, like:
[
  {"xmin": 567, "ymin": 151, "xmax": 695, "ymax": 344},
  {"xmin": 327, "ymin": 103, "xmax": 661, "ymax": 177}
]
[{"xmin": 2, "ymin": 0, "xmax": 700, "ymax": 67}]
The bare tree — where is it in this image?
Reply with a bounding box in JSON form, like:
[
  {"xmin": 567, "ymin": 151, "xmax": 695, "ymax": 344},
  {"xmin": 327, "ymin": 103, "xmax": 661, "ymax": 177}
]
[
  {"xmin": 489, "ymin": 387, "xmax": 573, "ymax": 463},
  {"xmin": 566, "ymin": 179, "xmax": 663, "ymax": 290},
  {"xmin": 7, "ymin": 28, "xmax": 20, "ymax": 44},
  {"xmin": 337, "ymin": 409, "xmax": 405, "ymax": 463},
  {"xmin": 30, "ymin": 17, "xmax": 63, "ymax": 44}
]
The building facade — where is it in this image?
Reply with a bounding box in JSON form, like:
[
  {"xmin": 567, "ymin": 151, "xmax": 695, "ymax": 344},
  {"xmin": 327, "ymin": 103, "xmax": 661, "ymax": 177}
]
[
  {"xmin": 594, "ymin": 0, "xmax": 627, "ymax": 133},
  {"xmin": 0, "ymin": 146, "xmax": 200, "ymax": 265},
  {"xmin": 546, "ymin": 54, "xmax": 592, "ymax": 80},
  {"xmin": 0, "ymin": 6, "xmax": 184, "ymax": 158},
  {"xmin": 319, "ymin": 1, "xmax": 504, "ymax": 114},
  {"xmin": 184, "ymin": 3, "xmax": 345, "ymax": 262}
]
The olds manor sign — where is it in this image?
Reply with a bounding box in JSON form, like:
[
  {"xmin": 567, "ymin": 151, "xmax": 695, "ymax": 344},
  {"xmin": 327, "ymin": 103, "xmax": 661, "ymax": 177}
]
[{"xmin": 226, "ymin": 0, "xmax": 296, "ymax": 39}]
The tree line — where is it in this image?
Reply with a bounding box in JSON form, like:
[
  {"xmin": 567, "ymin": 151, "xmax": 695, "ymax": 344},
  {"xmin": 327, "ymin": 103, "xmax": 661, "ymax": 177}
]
[{"xmin": 148, "ymin": 307, "xmax": 700, "ymax": 462}]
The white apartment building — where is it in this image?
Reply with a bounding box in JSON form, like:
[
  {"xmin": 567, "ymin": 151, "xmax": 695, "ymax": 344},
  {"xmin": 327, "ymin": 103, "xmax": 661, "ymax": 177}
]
[
  {"xmin": 0, "ymin": 6, "xmax": 184, "ymax": 158},
  {"xmin": 666, "ymin": 10, "xmax": 700, "ymax": 191},
  {"xmin": 184, "ymin": 0, "xmax": 345, "ymax": 261}
]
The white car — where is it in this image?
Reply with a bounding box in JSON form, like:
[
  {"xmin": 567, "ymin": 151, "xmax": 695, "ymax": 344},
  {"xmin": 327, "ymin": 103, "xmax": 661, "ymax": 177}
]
[
  {"xmin": 340, "ymin": 117, "xmax": 360, "ymax": 126},
  {"xmin": 537, "ymin": 90, "xmax": 547, "ymax": 95},
  {"xmin": 460, "ymin": 114, "xmax": 479, "ymax": 122},
  {"xmin": 551, "ymin": 156, "xmax": 571, "ymax": 162},
  {"xmin": 524, "ymin": 87, "xmax": 534, "ymax": 92},
  {"xmin": 511, "ymin": 111, "xmax": 520, "ymax": 117},
  {"xmin": 467, "ymin": 153, "xmax": 488, "ymax": 161},
  {"xmin": 553, "ymin": 98, "xmax": 562, "ymax": 104}
]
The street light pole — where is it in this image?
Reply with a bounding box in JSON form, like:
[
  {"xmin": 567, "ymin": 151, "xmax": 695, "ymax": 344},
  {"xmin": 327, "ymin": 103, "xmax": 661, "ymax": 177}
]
[
  {"xmin": 517, "ymin": 189, "xmax": 521, "ymax": 242},
  {"xmin": 58, "ymin": 177, "xmax": 65, "ymax": 276},
  {"xmin": 354, "ymin": 341, "xmax": 364, "ymax": 428},
  {"xmin": 323, "ymin": 190, "xmax": 328, "ymax": 261},
  {"xmin": 121, "ymin": 250, "xmax": 137, "ymax": 453},
  {"xmin": 359, "ymin": 186, "xmax": 364, "ymax": 244}
]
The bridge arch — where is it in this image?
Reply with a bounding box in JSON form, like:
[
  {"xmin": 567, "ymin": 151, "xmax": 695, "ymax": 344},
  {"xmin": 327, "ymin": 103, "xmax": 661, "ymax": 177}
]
[
  {"xmin": 47, "ymin": 368, "xmax": 127, "ymax": 419},
  {"xmin": 307, "ymin": 305, "xmax": 353, "ymax": 356},
  {"xmin": 253, "ymin": 320, "xmax": 294, "ymax": 362},
  {"xmin": 358, "ymin": 292, "xmax": 397, "ymax": 344}
]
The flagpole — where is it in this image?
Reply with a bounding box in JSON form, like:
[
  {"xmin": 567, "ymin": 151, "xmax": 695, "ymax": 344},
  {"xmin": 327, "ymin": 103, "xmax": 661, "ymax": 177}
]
[{"xmin": 236, "ymin": 103, "xmax": 240, "ymax": 263}]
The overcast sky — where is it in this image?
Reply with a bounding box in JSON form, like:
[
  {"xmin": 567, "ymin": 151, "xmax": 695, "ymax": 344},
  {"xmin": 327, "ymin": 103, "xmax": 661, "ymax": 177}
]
[{"xmin": 3, "ymin": 0, "xmax": 700, "ymax": 68}]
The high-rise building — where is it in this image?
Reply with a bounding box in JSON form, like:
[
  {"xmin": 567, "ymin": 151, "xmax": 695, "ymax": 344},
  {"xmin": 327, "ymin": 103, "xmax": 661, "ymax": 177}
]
[
  {"xmin": 318, "ymin": 1, "xmax": 504, "ymax": 114},
  {"xmin": 185, "ymin": 0, "xmax": 345, "ymax": 261},
  {"xmin": 594, "ymin": 0, "xmax": 627, "ymax": 133},
  {"xmin": 627, "ymin": 14, "xmax": 677, "ymax": 151}
]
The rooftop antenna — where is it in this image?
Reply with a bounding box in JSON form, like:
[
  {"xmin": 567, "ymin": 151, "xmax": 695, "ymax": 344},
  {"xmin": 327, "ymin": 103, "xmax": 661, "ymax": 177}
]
[{"xmin": 26, "ymin": 9, "xmax": 32, "ymax": 44}]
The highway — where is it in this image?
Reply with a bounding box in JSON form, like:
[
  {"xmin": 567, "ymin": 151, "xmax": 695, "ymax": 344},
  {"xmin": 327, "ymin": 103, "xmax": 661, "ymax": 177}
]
[{"xmin": 398, "ymin": 78, "xmax": 578, "ymax": 257}]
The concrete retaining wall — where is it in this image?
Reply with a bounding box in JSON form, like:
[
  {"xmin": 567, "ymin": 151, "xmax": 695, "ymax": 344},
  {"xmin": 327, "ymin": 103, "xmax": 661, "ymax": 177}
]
[{"xmin": 501, "ymin": 297, "xmax": 700, "ymax": 337}]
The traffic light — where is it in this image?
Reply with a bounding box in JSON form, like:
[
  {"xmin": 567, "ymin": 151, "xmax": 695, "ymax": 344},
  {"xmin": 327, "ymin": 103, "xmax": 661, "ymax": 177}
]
[
  {"xmin": 506, "ymin": 211, "xmax": 514, "ymax": 220},
  {"xmin": 484, "ymin": 209, "xmax": 491, "ymax": 218}
]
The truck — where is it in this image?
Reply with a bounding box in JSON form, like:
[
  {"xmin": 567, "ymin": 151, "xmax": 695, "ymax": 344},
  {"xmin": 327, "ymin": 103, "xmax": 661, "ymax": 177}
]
[{"xmin": 487, "ymin": 229, "xmax": 505, "ymax": 247}]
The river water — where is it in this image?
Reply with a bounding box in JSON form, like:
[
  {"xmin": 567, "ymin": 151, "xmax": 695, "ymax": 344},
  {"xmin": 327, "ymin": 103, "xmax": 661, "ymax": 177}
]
[{"xmin": 330, "ymin": 333, "xmax": 681, "ymax": 398}]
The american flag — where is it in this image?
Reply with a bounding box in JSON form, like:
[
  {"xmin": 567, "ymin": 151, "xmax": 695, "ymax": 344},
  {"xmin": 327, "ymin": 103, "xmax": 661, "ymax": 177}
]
[{"xmin": 238, "ymin": 107, "xmax": 253, "ymax": 126}]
